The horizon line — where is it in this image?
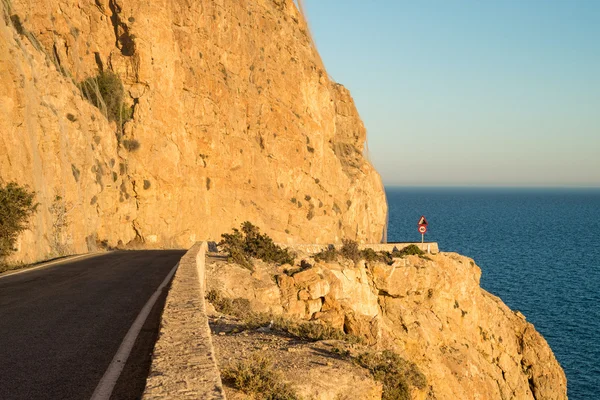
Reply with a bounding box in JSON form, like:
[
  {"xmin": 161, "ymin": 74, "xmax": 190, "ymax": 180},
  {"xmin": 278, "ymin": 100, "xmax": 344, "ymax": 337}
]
[{"xmin": 383, "ymin": 184, "xmax": 600, "ymax": 189}]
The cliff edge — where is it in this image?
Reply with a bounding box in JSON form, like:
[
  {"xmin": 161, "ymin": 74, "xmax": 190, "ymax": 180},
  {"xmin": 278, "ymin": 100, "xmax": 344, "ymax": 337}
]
[
  {"xmin": 207, "ymin": 250, "xmax": 568, "ymax": 399},
  {"xmin": 0, "ymin": 0, "xmax": 387, "ymax": 263}
]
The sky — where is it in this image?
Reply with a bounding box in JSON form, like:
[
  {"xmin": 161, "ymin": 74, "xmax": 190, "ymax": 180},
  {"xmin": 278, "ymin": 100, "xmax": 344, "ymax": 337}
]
[{"xmin": 302, "ymin": 0, "xmax": 600, "ymax": 187}]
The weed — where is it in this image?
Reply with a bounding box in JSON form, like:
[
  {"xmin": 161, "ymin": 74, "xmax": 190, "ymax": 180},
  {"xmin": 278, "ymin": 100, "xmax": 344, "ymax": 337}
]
[
  {"xmin": 122, "ymin": 139, "xmax": 140, "ymax": 152},
  {"xmin": 331, "ymin": 346, "xmax": 351, "ymax": 358},
  {"xmin": 356, "ymin": 350, "xmax": 427, "ymax": 400},
  {"xmin": 273, "ymin": 317, "xmax": 361, "ymax": 343},
  {"xmin": 207, "ymin": 289, "xmax": 360, "ymax": 343},
  {"xmin": 222, "ymin": 353, "xmax": 301, "ymax": 400},
  {"xmin": 0, "ymin": 262, "xmax": 28, "ymax": 274},
  {"xmin": 206, "ymin": 289, "xmax": 253, "ymax": 319},
  {"xmin": 80, "ymin": 71, "xmax": 132, "ymax": 124}
]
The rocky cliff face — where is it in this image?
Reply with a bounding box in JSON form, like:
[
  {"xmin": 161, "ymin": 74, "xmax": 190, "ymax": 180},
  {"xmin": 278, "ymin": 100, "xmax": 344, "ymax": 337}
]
[
  {"xmin": 0, "ymin": 0, "xmax": 387, "ymax": 263},
  {"xmin": 207, "ymin": 252, "xmax": 568, "ymax": 399}
]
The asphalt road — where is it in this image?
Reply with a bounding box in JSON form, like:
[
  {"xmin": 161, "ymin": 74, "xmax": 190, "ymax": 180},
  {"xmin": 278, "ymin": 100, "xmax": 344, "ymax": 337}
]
[{"xmin": 0, "ymin": 250, "xmax": 185, "ymax": 400}]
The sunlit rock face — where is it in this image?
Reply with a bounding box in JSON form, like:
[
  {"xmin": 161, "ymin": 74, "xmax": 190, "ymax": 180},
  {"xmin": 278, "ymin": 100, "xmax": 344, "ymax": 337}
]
[{"xmin": 0, "ymin": 0, "xmax": 387, "ymax": 263}]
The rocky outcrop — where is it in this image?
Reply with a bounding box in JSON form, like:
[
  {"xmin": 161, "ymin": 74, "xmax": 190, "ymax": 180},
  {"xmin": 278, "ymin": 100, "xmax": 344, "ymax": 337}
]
[
  {"xmin": 206, "ymin": 251, "xmax": 568, "ymax": 399},
  {"xmin": 0, "ymin": 0, "xmax": 387, "ymax": 263}
]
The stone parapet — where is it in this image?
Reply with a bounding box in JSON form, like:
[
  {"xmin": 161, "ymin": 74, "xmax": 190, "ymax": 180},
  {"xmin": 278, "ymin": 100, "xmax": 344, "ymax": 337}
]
[
  {"xmin": 281, "ymin": 242, "xmax": 439, "ymax": 254},
  {"xmin": 143, "ymin": 242, "xmax": 225, "ymax": 399}
]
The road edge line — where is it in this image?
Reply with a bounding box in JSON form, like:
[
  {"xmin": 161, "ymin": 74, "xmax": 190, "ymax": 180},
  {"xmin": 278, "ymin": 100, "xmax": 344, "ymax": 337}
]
[
  {"xmin": 89, "ymin": 262, "xmax": 179, "ymax": 400},
  {"xmin": 0, "ymin": 252, "xmax": 110, "ymax": 280}
]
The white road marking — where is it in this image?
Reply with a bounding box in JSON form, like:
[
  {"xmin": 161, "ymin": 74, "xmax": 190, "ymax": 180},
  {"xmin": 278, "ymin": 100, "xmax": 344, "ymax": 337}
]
[
  {"xmin": 0, "ymin": 252, "xmax": 109, "ymax": 280},
  {"xmin": 90, "ymin": 262, "xmax": 179, "ymax": 400}
]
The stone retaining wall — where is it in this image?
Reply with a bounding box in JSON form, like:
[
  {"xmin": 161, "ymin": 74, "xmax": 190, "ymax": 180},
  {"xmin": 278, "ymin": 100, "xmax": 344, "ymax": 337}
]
[{"xmin": 143, "ymin": 242, "xmax": 226, "ymax": 400}]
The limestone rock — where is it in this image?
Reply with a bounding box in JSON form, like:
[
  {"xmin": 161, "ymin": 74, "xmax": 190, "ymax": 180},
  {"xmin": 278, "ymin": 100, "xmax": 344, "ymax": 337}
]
[
  {"xmin": 206, "ymin": 252, "xmax": 568, "ymax": 400},
  {"xmin": 0, "ymin": 0, "xmax": 387, "ymax": 264}
]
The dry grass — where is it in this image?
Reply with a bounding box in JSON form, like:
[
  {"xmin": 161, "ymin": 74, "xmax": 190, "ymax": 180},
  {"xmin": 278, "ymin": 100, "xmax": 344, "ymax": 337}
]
[
  {"xmin": 272, "ymin": 317, "xmax": 362, "ymax": 344},
  {"xmin": 207, "ymin": 289, "xmax": 361, "ymax": 343},
  {"xmin": 356, "ymin": 350, "xmax": 427, "ymax": 400},
  {"xmin": 222, "ymin": 353, "xmax": 301, "ymax": 400}
]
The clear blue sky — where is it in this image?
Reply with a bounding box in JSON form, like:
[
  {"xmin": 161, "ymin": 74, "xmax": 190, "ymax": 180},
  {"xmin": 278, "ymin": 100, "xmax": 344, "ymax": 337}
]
[{"xmin": 302, "ymin": 1, "xmax": 600, "ymax": 187}]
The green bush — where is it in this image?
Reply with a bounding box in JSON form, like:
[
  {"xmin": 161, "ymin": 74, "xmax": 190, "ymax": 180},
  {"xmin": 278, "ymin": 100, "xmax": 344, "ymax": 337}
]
[
  {"xmin": 0, "ymin": 182, "xmax": 38, "ymax": 259},
  {"xmin": 218, "ymin": 222, "xmax": 295, "ymax": 270},
  {"xmin": 222, "ymin": 353, "xmax": 300, "ymax": 400},
  {"xmin": 315, "ymin": 242, "xmax": 395, "ymax": 265},
  {"xmin": 392, "ymin": 244, "xmax": 424, "ymax": 257},
  {"xmin": 80, "ymin": 71, "xmax": 132, "ymax": 124},
  {"xmin": 356, "ymin": 350, "xmax": 427, "ymax": 400},
  {"xmin": 340, "ymin": 239, "xmax": 360, "ymax": 262},
  {"xmin": 360, "ymin": 248, "xmax": 393, "ymax": 265},
  {"xmin": 313, "ymin": 245, "xmax": 338, "ymax": 263}
]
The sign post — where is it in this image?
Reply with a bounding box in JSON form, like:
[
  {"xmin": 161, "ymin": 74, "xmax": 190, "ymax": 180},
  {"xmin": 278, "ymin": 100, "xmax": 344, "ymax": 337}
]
[{"xmin": 417, "ymin": 216, "xmax": 428, "ymax": 247}]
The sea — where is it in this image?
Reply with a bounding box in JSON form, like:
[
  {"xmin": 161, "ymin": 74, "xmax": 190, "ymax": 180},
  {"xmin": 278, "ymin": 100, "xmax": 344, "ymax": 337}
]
[{"xmin": 385, "ymin": 187, "xmax": 600, "ymax": 400}]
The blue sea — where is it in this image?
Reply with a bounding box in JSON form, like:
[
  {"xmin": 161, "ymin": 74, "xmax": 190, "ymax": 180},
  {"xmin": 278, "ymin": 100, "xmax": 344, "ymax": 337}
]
[{"xmin": 386, "ymin": 187, "xmax": 600, "ymax": 400}]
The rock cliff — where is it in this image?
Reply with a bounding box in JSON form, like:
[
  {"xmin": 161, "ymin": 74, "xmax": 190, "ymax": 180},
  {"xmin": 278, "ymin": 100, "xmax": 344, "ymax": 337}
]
[
  {"xmin": 207, "ymin": 251, "xmax": 568, "ymax": 399},
  {"xmin": 0, "ymin": 0, "xmax": 387, "ymax": 263}
]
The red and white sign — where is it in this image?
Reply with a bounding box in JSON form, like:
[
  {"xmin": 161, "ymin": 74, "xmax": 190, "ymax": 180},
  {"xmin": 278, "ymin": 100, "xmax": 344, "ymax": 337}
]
[
  {"xmin": 418, "ymin": 225, "xmax": 427, "ymax": 234},
  {"xmin": 418, "ymin": 216, "xmax": 428, "ymax": 226}
]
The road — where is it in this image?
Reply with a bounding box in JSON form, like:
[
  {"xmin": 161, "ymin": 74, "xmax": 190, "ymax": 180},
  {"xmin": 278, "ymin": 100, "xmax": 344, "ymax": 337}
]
[{"xmin": 0, "ymin": 250, "xmax": 185, "ymax": 400}]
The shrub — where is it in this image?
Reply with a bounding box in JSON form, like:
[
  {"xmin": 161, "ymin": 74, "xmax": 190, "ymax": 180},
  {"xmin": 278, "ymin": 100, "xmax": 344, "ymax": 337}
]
[
  {"xmin": 222, "ymin": 353, "xmax": 300, "ymax": 400},
  {"xmin": 356, "ymin": 350, "xmax": 427, "ymax": 400},
  {"xmin": 122, "ymin": 139, "xmax": 140, "ymax": 152},
  {"xmin": 340, "ymin": 239, "xmax": 360, "ymax": 262},
  {"xmin": 361, "ymin": 248, "xmax": 393, "ymax": 265},
  {"xmin": 393, "ymin": 244, "xmax": 424, "ymax": 257},
  {"xmin": 0, "ymin": 183, "xmax": 38, "ymax": 259},
  {"xmin": 315, "ymin": 241, "xmax": 398, "ymax": 265},
  {"xmin": 218, "ymin": 222, "xmax": 295, "ymax": 270},
  {"xmin": 80, "ymin": 71, "xmax": 132, "ymax": 124},
  {"xmin": 313, "ymin": 245, "xmax": 338, "ymax": 263}
]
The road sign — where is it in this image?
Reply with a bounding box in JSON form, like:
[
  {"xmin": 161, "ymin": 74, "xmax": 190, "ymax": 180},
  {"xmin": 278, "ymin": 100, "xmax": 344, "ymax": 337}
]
[{"xmin": 418, "ymin": 216, "xmax": 428, "ymax": 245}]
